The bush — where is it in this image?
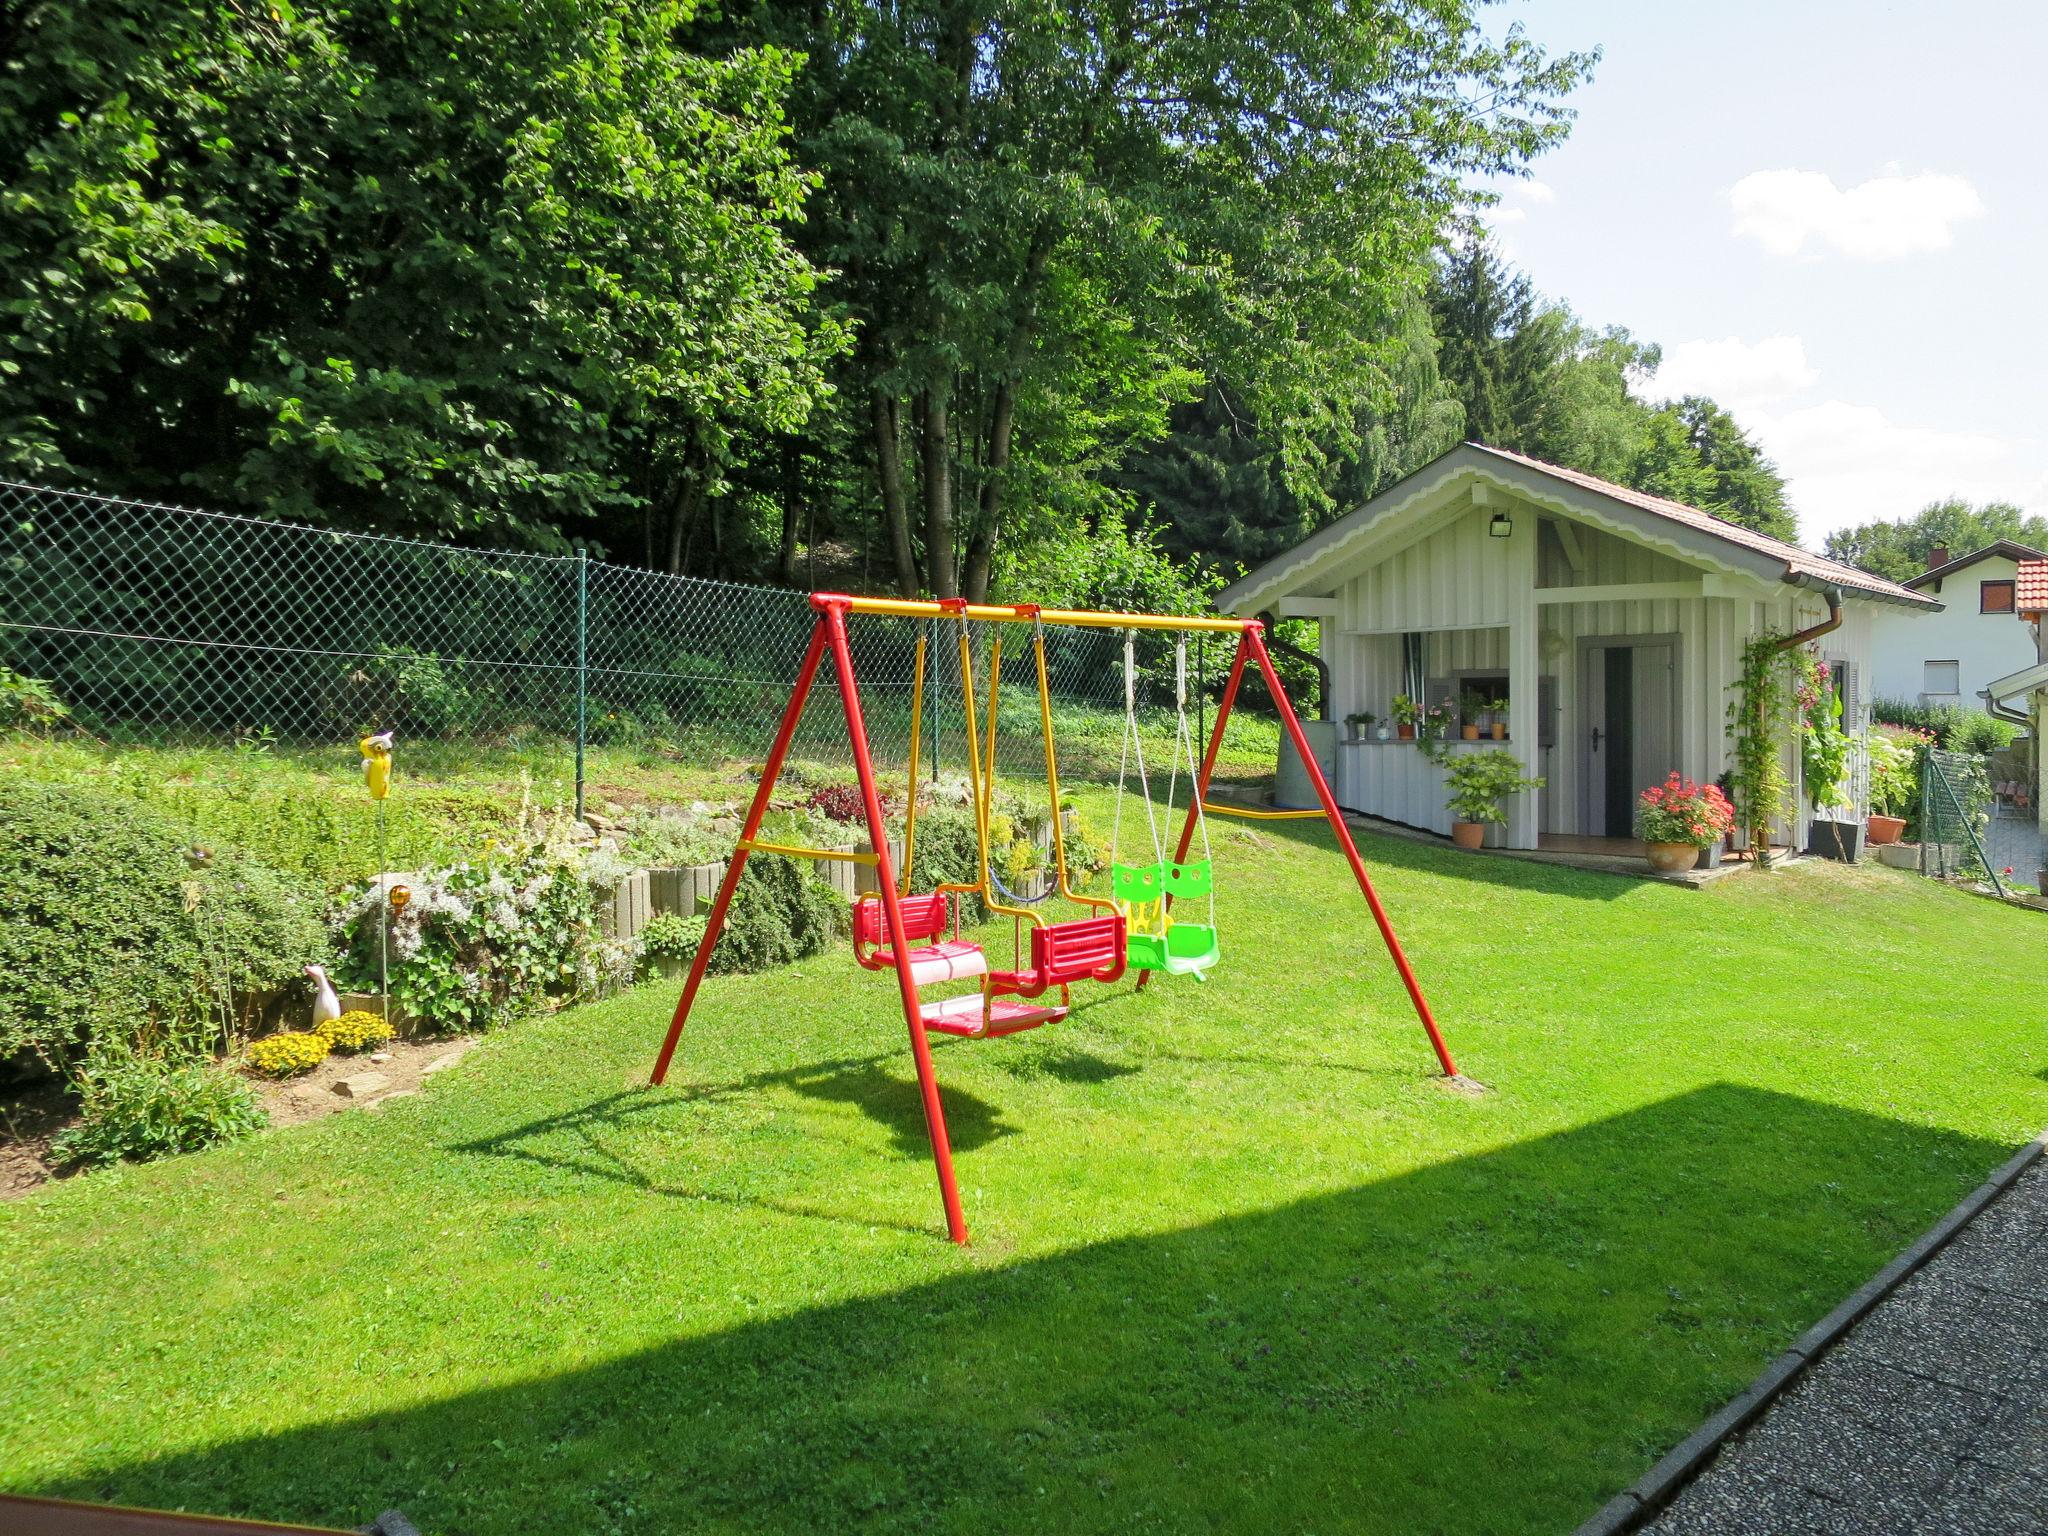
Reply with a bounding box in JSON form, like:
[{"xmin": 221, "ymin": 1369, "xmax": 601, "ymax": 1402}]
[
  {"xmin": 51, "ymin": 1047, "xmax": 268, "ymax": 1168},
  {"xmin": 333, "ymin": 824, "xmax": 627, "ymax": 1034},
  {"xmin": 246, "ymin": 1031, "xmax": 331, "ymax": 1077},
  {"xmin": 1872, "ymin": 698, "xmax": 2019, "ymax": 754},
  {"xmin": 707, "ymin": 855, "xmax": 844, "ymax": 976},
  {"xmin": 0, "ymin": 667, "xmax": 70, "ymax": 733},
  {"xmin": 316, "ymin": 1009, "xmax": 394, "ymax": 1054},
  {"xmin": 640, "ymin": 910, "xmax": 706, "ymax": 962},
  {"xmin": 0, "ymin": 783, "xmax": 329, "ymax": 1074}
]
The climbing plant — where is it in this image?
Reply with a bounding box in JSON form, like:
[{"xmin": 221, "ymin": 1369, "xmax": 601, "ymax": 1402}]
[
  {"xmin": 1796, "ymin": 647, "xmax": 1853, "ymax": 814},
  {"xmin": 1726, "ymin": 635, "xmax": 1793, "ymax": 863}
]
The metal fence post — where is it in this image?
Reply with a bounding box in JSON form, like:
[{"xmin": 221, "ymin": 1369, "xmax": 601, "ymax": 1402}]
[{"xmin": 574, "ymin": 545, "xmax": 589, "ymax": 822}]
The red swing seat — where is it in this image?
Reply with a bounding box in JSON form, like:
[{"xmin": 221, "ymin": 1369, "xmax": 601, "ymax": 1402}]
[{"xmin": 852, "ymin": 892, "xmax": 989, "ymax": 986}]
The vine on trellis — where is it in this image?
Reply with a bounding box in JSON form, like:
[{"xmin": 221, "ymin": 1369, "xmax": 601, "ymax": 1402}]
[{"xmin": 1727, "ymin": 634, "xmax": 1793, "ymax": 863}]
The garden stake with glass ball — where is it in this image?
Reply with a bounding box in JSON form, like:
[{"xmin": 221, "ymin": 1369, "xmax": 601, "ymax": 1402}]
[{"xmin": 359, "ymin": 731, "xmax": 396, "ymax": 1021}]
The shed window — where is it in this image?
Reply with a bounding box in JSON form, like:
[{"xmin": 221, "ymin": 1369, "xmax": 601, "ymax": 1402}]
[
  {"xmin": 1923, "ymin": 660, "xmax": 1960, "ymax": 697},
  {"xmin": 1982, "ymin": 579, "xmax": 2016, "ymax": 613}
]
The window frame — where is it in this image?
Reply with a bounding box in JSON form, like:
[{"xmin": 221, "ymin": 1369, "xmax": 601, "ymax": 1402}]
[
  {"xmin": 1922, "ymin": 659, "xmax": 1961, "ymax": 696},
  {"xmin": 1981, "ymin": 579, "xmax": 2017, "ymax": 614}
]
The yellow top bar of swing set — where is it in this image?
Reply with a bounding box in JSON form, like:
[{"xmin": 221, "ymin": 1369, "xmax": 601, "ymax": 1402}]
[{"xmin": 815, "ymin": 592, "xmax": 1254, "ymax": 635}]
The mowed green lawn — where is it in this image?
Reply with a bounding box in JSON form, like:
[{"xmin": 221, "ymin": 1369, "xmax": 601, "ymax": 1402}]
[{"xmin": 2, "ymin": 822, "xmax": 2043, "ymax": 1535}]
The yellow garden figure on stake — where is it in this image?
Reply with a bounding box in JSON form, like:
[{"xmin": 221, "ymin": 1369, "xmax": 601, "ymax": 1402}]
[{"xmin": 358, "ymin": 732, "xmax": 396, "ymax": 1021}]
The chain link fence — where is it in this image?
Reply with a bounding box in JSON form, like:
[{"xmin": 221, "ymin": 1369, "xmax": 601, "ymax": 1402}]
[
  {"xmin": 0, "ymin": 481, "xmax": 1271, "ymax": 812},
  {"xmin": 1919, "ymin": 746, "xmax": 2004, "ymax": 897}
]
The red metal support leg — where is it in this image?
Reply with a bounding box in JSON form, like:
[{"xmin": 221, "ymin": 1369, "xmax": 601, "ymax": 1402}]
[
  {"xmin": 649, "ymin": 620, "xmax": 830, "ymax": 1086},
  {"xmin": 819, "ymin": 600, "xmax": 971, "ymax": 1245},
  {"xmin": 1243, "ymin": 624, "xmax": 1459, "ymax": 1077}
]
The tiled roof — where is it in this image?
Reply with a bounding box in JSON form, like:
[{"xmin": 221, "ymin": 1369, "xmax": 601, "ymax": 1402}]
[
  {"xmin": 2017, "ymin": 559, "xmax": 2048, "ymax": 613},
  {"xmin": 1905, "ymin": 539, "xmax": 2048, "ymax": 589},
  {"xmin": 1465, "ymin": 445, "xmax": 1930, "ymax": 606}
]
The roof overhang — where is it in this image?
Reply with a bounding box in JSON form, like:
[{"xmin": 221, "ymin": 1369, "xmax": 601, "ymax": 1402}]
[
  {"xmin": 1215, "ymin": 445, "xmax": 1939, "ymax": 615},
  {"xmin": 1985, "ymin": 660, "xmax": 2048, "ymax": 706}
]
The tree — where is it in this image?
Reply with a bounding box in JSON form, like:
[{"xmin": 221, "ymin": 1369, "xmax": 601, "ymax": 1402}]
[
  {"xmin": 1826, "ymin": 499, "xmax": 2048, "ymax": 583},
  {"xmin": 1428, "ymin": 244, "xmax": 1796, "ymax": 538},
  {"xmin": 1669, "ymin": 396, "xmax": 1795, "ymax": 540},
  {"xmin": 0, "ymin": 0, "xmax": 840, "ymax": 552},
  {"xmin": 735, "ymin": 1, "xmax": 1590, "ymax": 600}
]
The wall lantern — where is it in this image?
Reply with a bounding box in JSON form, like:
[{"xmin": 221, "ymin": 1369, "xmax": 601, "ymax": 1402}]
[{"xmin": 1487, "ymin": 511, "xmax": 1513, "ymax": 538}]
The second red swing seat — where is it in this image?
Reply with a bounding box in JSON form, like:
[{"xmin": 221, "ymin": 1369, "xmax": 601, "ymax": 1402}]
[
  {"xmin": 851, "ymin": 892, "xmax": 988, "ymax": 985},
  {"xmin": 855, "ymin": 897, "xmax": 1128, "ymax": 1038}
]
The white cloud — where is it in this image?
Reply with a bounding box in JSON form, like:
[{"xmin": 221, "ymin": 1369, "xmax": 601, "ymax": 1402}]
[
  {"xmin": 1652, "ymin": 335, "xmax": 1818, "ymax": 413},
  {"xmin": 1745, "ymin": 399, "xmax": 2047, "ymax": 538},
  {"xmin": 1515, "ymin": 178, "xmax": 1557, "ymax": 205},
  {"xmin": 1729, "ymin": 168, "xmax": 1984, "ymax": 260}
]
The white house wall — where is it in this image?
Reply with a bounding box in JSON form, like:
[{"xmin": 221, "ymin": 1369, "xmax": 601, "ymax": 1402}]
[
  {"xmin": 1867, "ymin": 552, "xmax": 2036, "ymax": 710},
  {"xmin": 1339, "ymin": 505, "xmax": 1513, "ymax": 633}
]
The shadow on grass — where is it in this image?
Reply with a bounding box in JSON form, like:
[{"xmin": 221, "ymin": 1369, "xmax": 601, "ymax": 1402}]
[
  {"xmin": 43, "ymin": 1086, "xmax": 2009, "ymax": 1535},
  {"xmin": 1233, "ymin": 811, "xmax": 1642, "ymax": 903}
]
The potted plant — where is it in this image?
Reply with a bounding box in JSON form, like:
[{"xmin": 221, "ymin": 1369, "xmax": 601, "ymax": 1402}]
[
  {"xmin": 1390, "ymin": 694, "xmax": 1421, "ymax": 741},
  {"xmin": 1458, "ymin": 689, "xmax": 1485, "ymax": 741},
  {"xmin": 1443, "ymin": 750, "xmax": 1546, "ymax": 850},
  {"xmin": 1864, "ymin": 725, "xmax": 1914, "ymax": 846},
  {"xmin": 1635, "ymin": 772, "xmax": 1735, "ymax": 874},
  {"xmin": 1345, "ymin": 710, "xmax": 1378, "ymax": 743},
  {"xmin": 1487, "ymin": 695, "xmax": 1510, "ymax": 741},
  {"xmin": 1418, "ymin": 699, "xmax": 1460, "ymax": 764}
]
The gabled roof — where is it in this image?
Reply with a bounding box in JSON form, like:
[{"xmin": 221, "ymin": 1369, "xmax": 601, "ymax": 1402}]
[
  {"xmin": 1216, "ymin": 442, "xmax": 1937, "ymax": 615},
  {"xmin": 1904, "ymin": 539, "xmax": 2048, "ymax": 590},
  {"xmin": 1985, "ymin": 657, "xmax": 2048, "ymax": 705},
  {"xmin": 2015, "ymin": 559, "xmax": 2048, "ymax": 614}
]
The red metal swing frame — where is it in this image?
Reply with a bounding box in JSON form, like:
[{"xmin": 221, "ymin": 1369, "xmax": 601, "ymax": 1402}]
[{"xmin": 649, "ymin": 593, "xmax": 1457, "ymax": 1245}]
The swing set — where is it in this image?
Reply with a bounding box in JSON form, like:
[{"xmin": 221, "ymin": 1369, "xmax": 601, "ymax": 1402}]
[{"xmin": 649, "ymin": 593, "xmax": 1457, "ymax": 1244}]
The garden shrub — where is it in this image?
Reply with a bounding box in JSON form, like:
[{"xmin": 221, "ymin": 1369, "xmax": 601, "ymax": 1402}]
[
  {"xmin": 0, "ymin": 667, "xmax": 70, "ymax": 732},
  {"xmin": 0, "ymin": 783, "xmax": 328, "ymax": 1074},
  {"xmin": 707, "ymin": 855, "xmax": 844, "ymax": 976},
  {"xmin": 246, "ymin": 1031, "xmax": 330, "ymax": 1077},
  {"xmin": 51, "ymin": 1045, "xmax": 269, "ymax": 1168},
  {"xmin": 333, "ymin": 824, "xmax": 634, "ymax": 1034},
  {"xmin": 316, "ymin": 1009, "xmax": 394, "ymax": 1054},
  {"xmin": 1872, "ymin": 698, "xmax": 2020, "ymax": 754}
]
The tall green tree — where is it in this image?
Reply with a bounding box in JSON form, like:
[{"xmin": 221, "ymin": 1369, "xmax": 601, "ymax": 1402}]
[
  {"xmin": 1668, "ymin": 396, "xmax": 1795, "ymax": 540},
  {"xmin": 733, "ymin": 1, "xmax": 1589, "ymax": 599},
  {"xmin": 1827, "ymin": 498, "xmax": 2048, "ymax": 583},
  {"xmin": 1428, "ymin": 243, "xmax": 1797, "ymax": 538},
  {"xmin": 0, "ymin": 0, "xmax": 840, "ymax": 551}
]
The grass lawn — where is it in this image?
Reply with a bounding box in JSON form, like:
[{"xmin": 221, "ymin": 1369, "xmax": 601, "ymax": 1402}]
[{"xmin": 2, "ymin": 818, "xmax": 2043, "ymax": 1534}]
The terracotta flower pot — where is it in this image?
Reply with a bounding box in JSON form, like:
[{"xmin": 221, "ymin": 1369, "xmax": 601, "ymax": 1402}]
[
  {"xmin": 1644, "ymin": 840, "xmax": 1701, "ymax": 874},
  {"xmin": 1490, "ymin": 722, "xmax": 1506, "ymax": 740},
  {"xmin": 1397, "ymin": 723, "xmax": 1415, "ymax": 740},
  {"xmin": 1461, "ymin": 724, "xmax": 1480, "ymax": 741},
  {"xmin": 1451, "ymin": 821, "xmax": 1486, "ymax": 850},
  {"xmin": 1866, "ymin": 814, "xmax": 1906, "ymax": 847}
]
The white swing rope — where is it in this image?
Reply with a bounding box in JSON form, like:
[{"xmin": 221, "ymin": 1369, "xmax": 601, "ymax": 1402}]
[
  {"xmin": 1164, "ymin": 633, "xmax": 1217, "ymax": 934},
  {"xmin": 1109, "ymin": 630, "xmax": 1167, "ymax": 911}
]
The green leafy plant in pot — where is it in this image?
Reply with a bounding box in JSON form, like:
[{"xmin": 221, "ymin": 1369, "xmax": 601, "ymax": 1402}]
[
  {"xmin": 1443, "ymin": 750, "xmax": 1545, "ymax": 850},
  {"xmin": 1390, "ymin": 694, "xmax": 1421, "ymax": 741}
]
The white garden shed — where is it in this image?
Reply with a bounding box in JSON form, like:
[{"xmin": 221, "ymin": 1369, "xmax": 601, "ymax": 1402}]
[{"xmin": 1216, "ymin": 444, "xmax": 1937, "ymax": 852}]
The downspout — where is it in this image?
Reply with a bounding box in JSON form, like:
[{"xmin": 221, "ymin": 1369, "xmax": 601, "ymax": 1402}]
[
  {"xmin": 1774, "ymin": 577, "xmax": 1843, "ymax": 651},
  {"xmin": 1773, "ymin": 578, "xmax": 1844, "ymax": 859},
  {"xmin": 1259, "ymin": 610, "xmax": 1332, "ymax": 721}
]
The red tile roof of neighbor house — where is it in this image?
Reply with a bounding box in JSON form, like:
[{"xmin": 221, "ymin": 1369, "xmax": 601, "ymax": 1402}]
[
  {"xmin": 1466, "ymin": 444, "xmax": 1931, "ymax": 606},
  {"xmin": 2017, "ymin": 559, "xmax": 2048, "ymax": 613}
]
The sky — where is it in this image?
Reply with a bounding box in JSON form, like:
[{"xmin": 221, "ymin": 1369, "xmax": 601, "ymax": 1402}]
[{"xmin": 1477, "ymin": 0, "xmax": 2048, "ymax": 547}]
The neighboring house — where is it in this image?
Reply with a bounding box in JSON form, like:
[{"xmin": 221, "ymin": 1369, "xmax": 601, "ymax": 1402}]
[
  {"xmin": 1868, "ymin": 540, "xmax": 2045, "ymax": 713},
  {"xmin": 1985, "ymin": 559, "xmax": 2047, "ymax": 841},
  {"xmin": 1216, "ymin": 443, "xmax": 1936, "ymax": 852}
]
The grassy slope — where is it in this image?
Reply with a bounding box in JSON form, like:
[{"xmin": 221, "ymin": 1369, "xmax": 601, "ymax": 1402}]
[{"xmin": 1, "ymin": 820, "xmax": 2043, "ymax": 1535}]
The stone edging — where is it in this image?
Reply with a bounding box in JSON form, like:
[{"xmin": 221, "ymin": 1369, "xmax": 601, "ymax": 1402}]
[{"xmin": 1572, "ymin": 1129, "xmax": 2048, "ymax": 1536}]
